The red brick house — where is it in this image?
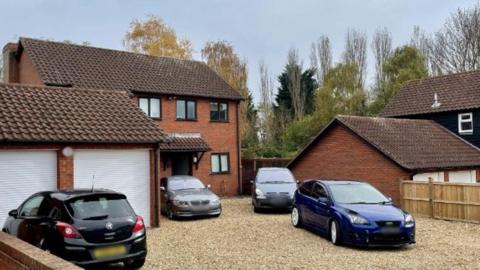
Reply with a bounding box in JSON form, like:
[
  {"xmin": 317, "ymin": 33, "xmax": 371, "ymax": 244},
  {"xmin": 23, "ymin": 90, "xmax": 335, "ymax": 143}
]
[
  {"xmin": 0, "ymin": 83, "xmax": 167, "ymax": 227},
  {"xmin": 287, "ymin": 116, "xmax": 480, "ymax": 203},
  {"xmin": 2, "ymin": 37, "xmax": 242, "ymax": 198}
]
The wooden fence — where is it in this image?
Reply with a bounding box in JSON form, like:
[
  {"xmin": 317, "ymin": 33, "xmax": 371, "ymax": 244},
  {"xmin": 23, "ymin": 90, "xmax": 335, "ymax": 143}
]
[
  {"xmin": 400, "ymin": 179, "xmax": 480, "ymax": 223},
  {"xmin": 241, "ymin": 158, "xmax": 291, "ymax": 195}
]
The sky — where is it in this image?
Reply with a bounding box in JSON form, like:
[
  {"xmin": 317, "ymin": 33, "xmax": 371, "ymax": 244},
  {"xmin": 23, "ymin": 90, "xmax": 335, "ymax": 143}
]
[{"xmin": 0, "ymin": 0, "xmax": 476, "ymax": 103}]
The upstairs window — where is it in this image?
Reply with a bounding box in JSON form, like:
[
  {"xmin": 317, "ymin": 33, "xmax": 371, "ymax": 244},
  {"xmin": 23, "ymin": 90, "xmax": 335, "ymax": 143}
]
[
  {"xmin": 176, "ymin": 99, "xmax": 196, "ymax": 120},
  {"xmin": 458, "ymin": 113, "xmax": 473, "ymax": 134},
  {"xmin": 210, "ymin": 102, "xmax": 228, "ymax": 122},
  {"xmin": 139, "ymin": 97, "xmax": 161, "ymax": 118}
]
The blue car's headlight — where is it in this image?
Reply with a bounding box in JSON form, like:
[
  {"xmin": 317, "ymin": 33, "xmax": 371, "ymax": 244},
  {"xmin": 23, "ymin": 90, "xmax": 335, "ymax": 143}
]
[
  {"xmin": 347, "ymin": 213, "xmax": 369, "ymax": 225},
  {"xmin": 404, "ymin": 214, "xmax": 415, "ymax": 227}
]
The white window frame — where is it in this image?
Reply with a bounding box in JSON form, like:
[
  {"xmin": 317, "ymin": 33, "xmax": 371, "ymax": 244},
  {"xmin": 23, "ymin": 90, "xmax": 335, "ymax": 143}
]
[{"xmin": 458, "ymin": 112, "xmax": 473, "ymax": 134}]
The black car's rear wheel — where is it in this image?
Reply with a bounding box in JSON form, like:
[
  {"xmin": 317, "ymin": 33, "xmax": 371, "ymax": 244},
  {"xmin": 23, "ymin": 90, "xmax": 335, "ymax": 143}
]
[
  {"xmin": 291, "ymin": 206, "xmax": 302, "ymax": 227},
  {"xmin": 330, "ymin": 219, "xmax": 342, "ymax": 245},
  {"xmin": 125, "ymin": 258, "xmax": 146, "ymax": 269}
]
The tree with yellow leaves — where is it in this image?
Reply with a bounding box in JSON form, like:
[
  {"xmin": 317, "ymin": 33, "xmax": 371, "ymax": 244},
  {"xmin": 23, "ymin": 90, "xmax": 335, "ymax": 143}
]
[
  {"xmin": 124, "ymin": 15, "xmax": 193, "ymax": 60},
  {"xmin": 201, "ymin": 41, "xmax": 258, "ymax": 155}
]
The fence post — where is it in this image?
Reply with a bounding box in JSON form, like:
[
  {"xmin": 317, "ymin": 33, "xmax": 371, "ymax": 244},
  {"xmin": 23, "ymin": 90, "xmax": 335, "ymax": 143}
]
[
  {"xmin": 428, "ymin": 177, "xmax": 434, "ymax": 218},
  {"xmin": 398, "ymin": 178, "xmax": 404, "ymax": 208}
]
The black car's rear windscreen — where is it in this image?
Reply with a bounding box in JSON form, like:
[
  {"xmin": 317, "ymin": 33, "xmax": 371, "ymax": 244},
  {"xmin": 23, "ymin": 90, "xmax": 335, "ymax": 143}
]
[{"xmin": 66, "ymin": 194, "xmax": 135, "ymax": 219}]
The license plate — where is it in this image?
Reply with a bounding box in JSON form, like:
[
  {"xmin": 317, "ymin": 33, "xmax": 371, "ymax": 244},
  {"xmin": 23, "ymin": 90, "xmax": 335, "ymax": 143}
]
[
  {"xmin": 381, "ymin": 227, "xmax": 401, "ymax": 234},
  {"xmin": 93, "ymin": 245, "xmax": 127, "ymax": 259}
]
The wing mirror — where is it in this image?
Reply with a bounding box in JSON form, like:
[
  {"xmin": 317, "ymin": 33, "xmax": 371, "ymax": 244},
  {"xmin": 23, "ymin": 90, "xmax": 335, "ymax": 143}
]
[
  {"xmin": 207, "ymin": 184, "xmax": 211, "ymax": 189},
  {"xmin": 318, "ymin": 197, "xmax": 330, "ymax": 204},
  {"xmin": 387, "ymin": 197, "xmax": 393, "ymax": 202},
  {"xmin": 160, "ymin": 186, "xmax": 166, "ymax": 191},
  {"xmin": 8, "ymin": 209, "xmax": 18, "ymax": 218}
]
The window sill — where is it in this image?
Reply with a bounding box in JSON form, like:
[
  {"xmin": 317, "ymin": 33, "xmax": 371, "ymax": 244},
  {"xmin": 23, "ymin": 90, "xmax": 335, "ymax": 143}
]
[
  {"xmin": 176, "ymin": 118, "xmax": 198, "ymax": 122},
  {"xmin": 459, "ymin": 131, "xmax": 473, "ymax": 135},
  {"xmin": 211, "ymin": 172, "xmax": 231, "ymax": 175},
  {"xmin": 210, "ymin": 120, "xmax": 229, "ymax": 123}
]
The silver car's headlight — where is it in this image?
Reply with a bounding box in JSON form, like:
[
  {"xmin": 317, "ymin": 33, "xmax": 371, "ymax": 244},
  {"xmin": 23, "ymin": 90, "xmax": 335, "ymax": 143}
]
[
  {"xmin": 255, "ymin": 188, "xmax": 266, "ymax": 198},
  {"xmin": 211, "ymin": 198, "xmax": 220, "ymax": 205},
  {"xmin": 173, "ymin": 200, "xmax": 188, "ymax": 206},
  {"xmin": 347, "ymin": 213, "xmax": 369, "ymax": 225},
  {"xmin": 405, "ymin": 214, "xmax": 415, "ymax": 227}
]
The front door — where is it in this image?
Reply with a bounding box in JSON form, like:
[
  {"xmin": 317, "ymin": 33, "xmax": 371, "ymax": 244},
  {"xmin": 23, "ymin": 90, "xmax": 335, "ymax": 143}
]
[{"xmin": 171, "ymin": 153, "xmax": 192, "ymax": 175}]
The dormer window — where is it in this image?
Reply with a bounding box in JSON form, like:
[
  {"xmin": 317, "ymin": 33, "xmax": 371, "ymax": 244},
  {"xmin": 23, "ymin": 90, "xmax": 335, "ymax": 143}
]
[{"xmin": 458, "ymin": 113, "xmax": 473, "ymax": 134}]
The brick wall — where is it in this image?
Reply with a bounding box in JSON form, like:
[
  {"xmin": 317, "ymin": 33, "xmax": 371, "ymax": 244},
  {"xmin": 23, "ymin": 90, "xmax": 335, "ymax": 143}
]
[
  {"xmin": 0, "ymin": 232, "xmax": 80, "ymax": 270},
  {"xmin": 289, "ymin": 124, "xmax": 411, "ymax": 203},
  {"xmin": 133, "ymin": 96, "xmax": 241, "ymax": 197}
]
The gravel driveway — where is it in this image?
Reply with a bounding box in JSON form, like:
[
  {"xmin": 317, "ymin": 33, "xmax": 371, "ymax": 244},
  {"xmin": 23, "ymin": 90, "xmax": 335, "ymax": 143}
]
[{"xmin": 143, "ymin": 197, "xmax": 480, "ymax": 270}]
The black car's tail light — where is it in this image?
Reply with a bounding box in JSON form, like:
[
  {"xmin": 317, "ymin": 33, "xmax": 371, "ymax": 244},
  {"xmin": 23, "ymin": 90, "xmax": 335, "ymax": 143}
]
[
  {"xmin": 132, "ymin": 216, "xmax": 145, "ymax": 234},
  {"xmin": 56, "ymin": 222, "xmax": 82, "ymax": 239}
]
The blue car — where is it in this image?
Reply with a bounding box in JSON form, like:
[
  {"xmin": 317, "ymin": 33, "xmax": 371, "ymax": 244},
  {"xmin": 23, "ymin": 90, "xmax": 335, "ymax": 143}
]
[{"xmin": 291, "ymin": 180, "xmax": 416, "ymax": 247}]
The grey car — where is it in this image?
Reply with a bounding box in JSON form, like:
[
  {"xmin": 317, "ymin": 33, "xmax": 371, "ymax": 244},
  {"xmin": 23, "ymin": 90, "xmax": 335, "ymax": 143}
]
[
  {"xmin": 252, "ymin": 167, "xmax": 297, "ymax": 212},
  {"xmin": 160, "ymin": 176, "xmax": 221, "ymax": 219}
]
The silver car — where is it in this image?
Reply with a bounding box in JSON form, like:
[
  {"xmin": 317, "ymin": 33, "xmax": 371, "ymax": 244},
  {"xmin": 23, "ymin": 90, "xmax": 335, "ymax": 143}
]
[{"xmin": 160, "ymin": 176, "xmax": 221, "ymax": 219}]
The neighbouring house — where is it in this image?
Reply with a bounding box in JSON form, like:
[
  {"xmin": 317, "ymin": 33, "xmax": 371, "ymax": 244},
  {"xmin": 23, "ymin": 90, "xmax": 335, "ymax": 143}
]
[
  {"xmin": 382, "ymin": 71, "xmax": 480, "ymax": 148},
  {"xmin": 287, "ymin": 116, "xmax": 480, "ymax": 203},
  {"xmin": 0, "ymin": 83, "xmax": 168, "ymax": 227},
  {"xmin": 2, "ymin": 37, "xmax": 243, "ymax": 198}
]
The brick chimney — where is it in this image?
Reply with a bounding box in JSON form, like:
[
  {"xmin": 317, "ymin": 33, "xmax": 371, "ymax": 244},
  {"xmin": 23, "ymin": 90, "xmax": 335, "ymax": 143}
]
[{"xmin": 2, "ymin": 42, "xmax": 19, "ymax": 83}]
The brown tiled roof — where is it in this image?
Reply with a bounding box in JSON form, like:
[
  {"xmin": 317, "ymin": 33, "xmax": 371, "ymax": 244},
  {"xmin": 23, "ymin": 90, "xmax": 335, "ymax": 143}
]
[
  {"xmin": 0, "ymin": 83, "xmax": 168, "ymax": 144},
  {"xmin": 288, "ymin": 115, "xmax": 480, "ymax": 170},
  {"xmin": 19, "ymin": 37, "xmax": 242, "ymax": 100},
  {"xmin": 159, "ymin": 136, "xmax": 210, "ymax": 152},
  {"xmin": 382, "ymin": 71, "xmax": 480, "ymax": 117}
]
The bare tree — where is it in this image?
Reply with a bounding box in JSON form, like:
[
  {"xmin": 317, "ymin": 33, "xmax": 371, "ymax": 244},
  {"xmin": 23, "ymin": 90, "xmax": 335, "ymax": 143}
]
[
  {"xmin": 287, "ymin": 48, "xmax": 304, "ymax": 121},
  {"xmin": 343, "ymin": 29, "xmax": 367, "ymax": 87},
  {"xmin": 371, "ymin": 27, "xmax": 392, "ymax": 90},
  {"xmin": 410, "ymin": 26, "xmax": 436, "ymax": 75},
  {"xmin": 258, "ymin": 60, "xmax": 275, "ymax": 143},
  {"xmin": 429, "ymin": 4, "xmax": 480, "ymax": 74},
  {"xmin": 310, "ymin": 35, "xmax": 332, "ymax": 85},
  {"xmin": 0, "ymin": 57, "xmax": 3, "ymax": 83}
]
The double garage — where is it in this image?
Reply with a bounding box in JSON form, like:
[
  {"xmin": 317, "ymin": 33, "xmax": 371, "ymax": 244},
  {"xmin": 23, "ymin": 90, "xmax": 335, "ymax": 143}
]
[
  {"xmin": 0, "ymin": 84, "xmax": 168, "ymax": 228},
  {"xmin": 0, "ymin": 148, "xmax": 154, "ymax": 227}
]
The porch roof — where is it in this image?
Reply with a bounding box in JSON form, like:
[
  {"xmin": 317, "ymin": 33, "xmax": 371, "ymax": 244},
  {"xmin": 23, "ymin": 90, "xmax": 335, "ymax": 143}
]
[{"xmin": 159, "ymin": 136, "xmax": 210, "ymax": 152}]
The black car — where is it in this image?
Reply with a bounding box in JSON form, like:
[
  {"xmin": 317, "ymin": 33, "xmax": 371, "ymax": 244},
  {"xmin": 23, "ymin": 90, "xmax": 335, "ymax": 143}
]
[
  {"xmin": 160, "ymin": 176, "xmax": 221, "ymax": 219},
  {"xmin": 2, "ymin": 189, "xmax": 147, "ymax": 268},
  {"xmin": 252, "ymin": 167, "xmax": 297, "ymax": 212}
]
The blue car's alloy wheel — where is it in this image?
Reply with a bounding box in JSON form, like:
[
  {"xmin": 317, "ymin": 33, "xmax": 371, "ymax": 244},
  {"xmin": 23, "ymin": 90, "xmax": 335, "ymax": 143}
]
[
  {"xmin": 330, "ymin": 220, "xmax": 342, "ymax": 245},
  {"xmin": 291, "ymin": 207, "xmax": 301, "ymax": 227}
]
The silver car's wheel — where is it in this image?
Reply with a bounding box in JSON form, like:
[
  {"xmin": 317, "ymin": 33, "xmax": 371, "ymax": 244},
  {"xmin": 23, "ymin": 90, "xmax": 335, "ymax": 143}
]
[
  {"xmin": 291, "ymin": 207, "xmax": 301, "ymax": 227},
  {"xmin": 166, "ymin": 204, "xmax": 174, "ymax": 220}
]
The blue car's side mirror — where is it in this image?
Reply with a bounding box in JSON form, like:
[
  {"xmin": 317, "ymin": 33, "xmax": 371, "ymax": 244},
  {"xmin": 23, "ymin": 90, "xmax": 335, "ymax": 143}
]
[{"xmin": 318, "ymin": 197, "xmax": 329, "ymax": 204}]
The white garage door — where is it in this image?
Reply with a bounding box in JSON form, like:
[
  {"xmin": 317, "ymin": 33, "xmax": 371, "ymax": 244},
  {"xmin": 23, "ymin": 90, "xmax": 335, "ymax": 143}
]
[
  {"xmin": 73, "ymin": 149, "xmax": 151, "ymax": 226},
  {"xmin": 0, "ymin": 151, "xmax": 57, "ymax": 226}
]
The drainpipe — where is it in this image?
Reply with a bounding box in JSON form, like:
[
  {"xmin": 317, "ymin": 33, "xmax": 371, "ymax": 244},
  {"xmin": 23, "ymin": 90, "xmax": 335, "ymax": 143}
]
[
  {"xmin": 153, "ymin": 144, "xmax": 160, "ymax": 227},
  {"xmin": 236, "ymin": 101, "xmax": 242, "ymax": 195}
]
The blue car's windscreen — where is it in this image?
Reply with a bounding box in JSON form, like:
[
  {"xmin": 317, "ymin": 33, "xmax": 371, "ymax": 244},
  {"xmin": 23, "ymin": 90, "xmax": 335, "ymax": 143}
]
[
  {"xmin": 329, "ymin": 184, "xmax": 389, "ymax": 204},
  {"xmin": 169, "ymin": 179, "xmax": 205, "ymax": 190},
  {"xmin": 67, "ymin": 196, "xmax": 134, "ymax": 220},
  {"xmin": 256, "ymin": 170, "xmax": 295, "ymax": 183}
]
